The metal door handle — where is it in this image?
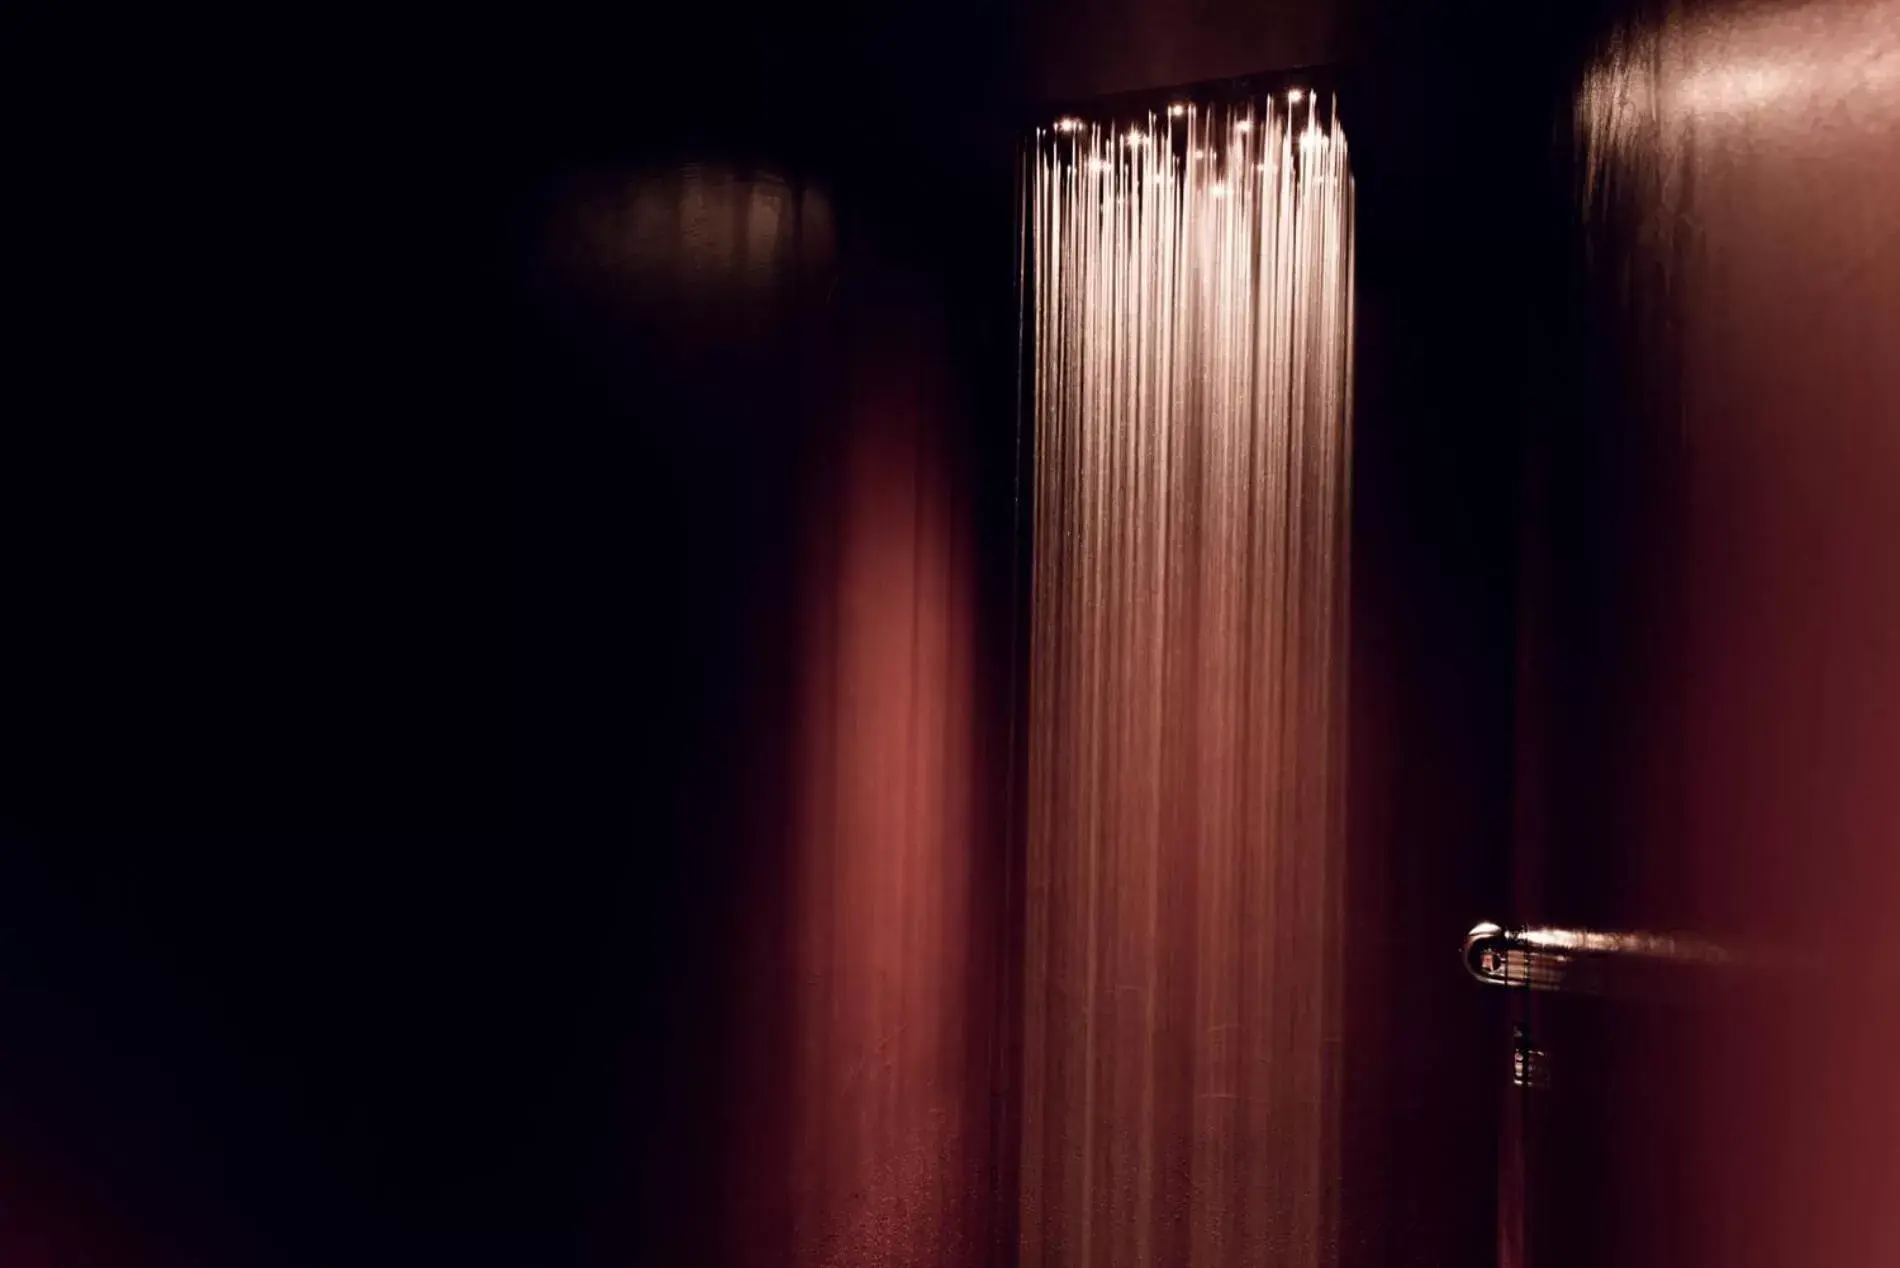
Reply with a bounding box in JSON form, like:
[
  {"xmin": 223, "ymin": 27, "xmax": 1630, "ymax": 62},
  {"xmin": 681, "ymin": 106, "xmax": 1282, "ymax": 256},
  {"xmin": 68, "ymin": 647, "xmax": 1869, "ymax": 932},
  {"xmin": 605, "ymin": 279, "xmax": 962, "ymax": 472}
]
[{"xmin": 1463, "ymin": 921, "xmax": 1731, "ymax": 993}]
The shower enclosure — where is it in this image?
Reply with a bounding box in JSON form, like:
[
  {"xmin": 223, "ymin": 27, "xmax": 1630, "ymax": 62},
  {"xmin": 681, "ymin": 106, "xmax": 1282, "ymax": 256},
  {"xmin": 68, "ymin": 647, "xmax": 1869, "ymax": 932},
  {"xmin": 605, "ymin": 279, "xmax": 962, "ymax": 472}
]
[{"xmin": 1017, "ymin": 81, "xmax": 1354, "ymax": 1268}]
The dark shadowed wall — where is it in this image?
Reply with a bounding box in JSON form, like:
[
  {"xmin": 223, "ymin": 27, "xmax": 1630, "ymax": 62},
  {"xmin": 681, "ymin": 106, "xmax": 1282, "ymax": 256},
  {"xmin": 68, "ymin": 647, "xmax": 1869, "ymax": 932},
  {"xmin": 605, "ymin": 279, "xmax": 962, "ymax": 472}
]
[
  {"xmin": 8, "ymin": 7, "xmax": 1026, "ymax": 1267},
  {"xmin": 505, "ymin": 16, "xmax": 1028, "ymax": 1265},
  {"xmin": 1023, "ymin": 0, "xmax": 1343, "ymax": 102},
  {"xmin": 516, "ymin": 162, "xmax": 1020, "ymax": 1268}
]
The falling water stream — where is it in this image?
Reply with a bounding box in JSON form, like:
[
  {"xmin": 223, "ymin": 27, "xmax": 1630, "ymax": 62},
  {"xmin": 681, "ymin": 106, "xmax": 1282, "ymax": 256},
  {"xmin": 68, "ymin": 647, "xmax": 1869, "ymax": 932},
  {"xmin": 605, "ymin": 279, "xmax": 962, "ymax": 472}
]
[{"xmin": 1021, "ymin": 95, "xmax": 1355, "ymax": 1268}]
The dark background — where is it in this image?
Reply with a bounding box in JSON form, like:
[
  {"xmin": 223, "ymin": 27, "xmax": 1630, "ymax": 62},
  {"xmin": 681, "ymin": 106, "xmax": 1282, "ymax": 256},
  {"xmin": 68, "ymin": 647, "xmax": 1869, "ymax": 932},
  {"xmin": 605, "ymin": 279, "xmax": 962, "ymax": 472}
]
[{"xmin": 5, "ymin": 3, "xmax": 1615, "ymax": 1265}]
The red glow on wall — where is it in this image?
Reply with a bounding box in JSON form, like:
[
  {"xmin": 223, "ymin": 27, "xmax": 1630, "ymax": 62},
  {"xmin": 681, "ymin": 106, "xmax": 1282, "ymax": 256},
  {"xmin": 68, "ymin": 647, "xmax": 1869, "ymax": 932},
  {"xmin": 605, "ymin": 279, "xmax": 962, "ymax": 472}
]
[{"xmin": 784, "ymin": 316, "xmax": 985, "ymax": 1266}]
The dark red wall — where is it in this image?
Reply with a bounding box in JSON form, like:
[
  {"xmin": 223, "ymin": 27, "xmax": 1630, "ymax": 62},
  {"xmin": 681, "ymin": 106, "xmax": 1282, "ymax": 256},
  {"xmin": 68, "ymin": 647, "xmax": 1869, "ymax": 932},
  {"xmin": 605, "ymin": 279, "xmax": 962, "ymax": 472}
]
[
  {"xmin": 1514, "ymin": 2, "xmax": 1900, "ymax": 1265},
  {"xmin": 506, "ymin": 34, "xmax": 1028, "ymax": 1263},
  {"xmin": 1022, "ymin": 0, "xmax": 1343, "ymax": 101},
  {"xmin": 9, "ymin": 9, "xmax": 1030, "ymax": 1267}
]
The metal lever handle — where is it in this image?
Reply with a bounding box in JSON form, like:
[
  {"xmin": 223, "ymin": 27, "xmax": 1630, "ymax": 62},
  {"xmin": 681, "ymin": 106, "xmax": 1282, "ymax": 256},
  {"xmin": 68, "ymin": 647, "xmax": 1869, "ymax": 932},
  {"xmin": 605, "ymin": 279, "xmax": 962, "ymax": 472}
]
[{"xmin": 1463, "ymin": 921, "xmax": 1731, "ymax": 994}]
